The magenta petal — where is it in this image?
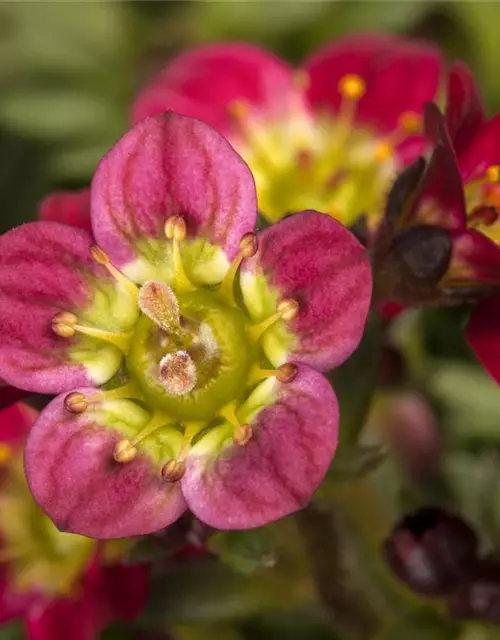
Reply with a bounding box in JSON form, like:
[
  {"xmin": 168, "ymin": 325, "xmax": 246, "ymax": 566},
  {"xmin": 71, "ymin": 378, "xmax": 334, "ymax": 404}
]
[
  {"xmin": 405, "ymin": 104, "xmax": 466, "ymax": 230},
  {"xmin": 131, "ymin": 43, "xmax": 293, "ymax": 133},
  {"xmin": 24, "ymin": 390, "xmax": 187, "ymax": 539},
  {"xmin": 0, "ymin": 222, "xmax": 111, "ymax": 393},
  {"xmin": 246, "ymin": 211, "xmax": 372, "ymax": 371},
  {"xmin": 467, "ymin": 297, "xmax": 500, "ymax": 385},
  {"xmin": 182, "ymin": 365, "xmax": 338, "ymax": 529},
  {"xmin": 447, "ymin": 229, "xmax": 500, "ymax": 286},
  {"xmin": 25, "ymin": 596, "xmax": 97, "ymax": 640},
  {"xmin": 304, "ymin": 33, "xmax": 442, "ymax": 133},
  {"xmin": 91, "ymin": 112, "xmax": 257, "ymax": 269},
  {"xmin": 0, "ymin": 403, "xmax": 36, "ymax": 449},
  {"xmin": 38, "ymin": 189, "xmax": 91, "ymax": 233},
  {"xmin": 457, "ymin": 114, "xmax": 500, "ymax": 183},
  {"xmin": 446, "ymin": 61, "xmax": 486, "ymax": 157}
]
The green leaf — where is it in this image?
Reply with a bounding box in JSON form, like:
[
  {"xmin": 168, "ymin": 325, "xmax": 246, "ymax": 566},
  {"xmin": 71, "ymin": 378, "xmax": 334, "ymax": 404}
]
[
  {"xmin": 208, "ymin": 528, "xmax": 279, "ymax": 575},
  {"xmin": 0, "ymin": 622, "xmax": 24, "ymax": 640}
]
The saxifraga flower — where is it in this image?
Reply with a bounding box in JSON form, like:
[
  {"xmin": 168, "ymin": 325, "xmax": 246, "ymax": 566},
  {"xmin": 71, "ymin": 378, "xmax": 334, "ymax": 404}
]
[{"xmin": 0, "ymin": 112, "xmax": 372, "ymax": 538}]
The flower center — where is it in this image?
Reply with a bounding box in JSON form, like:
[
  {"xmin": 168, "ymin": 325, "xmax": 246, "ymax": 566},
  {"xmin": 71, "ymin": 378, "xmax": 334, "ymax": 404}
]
[
  {"xmin": 227, "ymin": 72, "xmax": 421, "ymax": 228},
  {"xmin": 0, "ymin": 453, "xmax": 94, "ymax": 596},
  {"xmin": 465, "ymin": 165, "xmax": 500, "ymax": 242},
  {"xmin": 53, "ymin": 217, "xmax": 299, "ymax": 482}
]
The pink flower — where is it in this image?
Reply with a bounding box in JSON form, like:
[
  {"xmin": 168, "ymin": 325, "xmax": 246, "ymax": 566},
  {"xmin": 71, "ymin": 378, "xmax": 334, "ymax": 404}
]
[
  {"xmin": 131, "ymin": 35, "xmax": 442, "ymax": 226},
  {"xmin": 0, "ymin": 112, "xmax": 371, "ymax": 537},
  {"xmin": 0, "ymin": 403, "xmax": 148, "ymax": 640}
]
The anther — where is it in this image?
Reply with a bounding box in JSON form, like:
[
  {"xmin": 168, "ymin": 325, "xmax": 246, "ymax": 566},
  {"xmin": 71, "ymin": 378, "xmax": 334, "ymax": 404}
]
[
  {"xmin": 164, "ymin": 215, "xmax": 196, "ymax": 293},
  {"xmin": 113, "ymin": 439, "xmax": 138, "ymax": 464},
  {"xmin": 276, "ymin": 362, "xmax": 298, "ymax": 383},
  {"xmin": 51, "ymin": 311, "xmax": 77, "ymax": 337},
  {"xmin": 277, "ymin": 298, "xmax": 299, "ymax": 321},
  {"xmin": 64, "ymin": 392, "xmax": 88, "ymax": 414},
  {"xmin": 233, "ymin": 423, "xmax": 253, "ymax": 446},
  {"xmin": 219, "ymin": 233, "xmax": 258, "ymax": 302},
  {"xmin": 162, "ymin": 459, "xmax": 186, "ymax": 483},
  {"xmin": 239, "ymin": 232, "xmax": 258, "ymax": 259},
  {"xmin": 486, "ymin": 166, "xmax": 500, "ymax": 183},
  {"xmin": 338, "ymin": 74, "xmax": 366, "ymax": 100},
  {"xmin": 89, "ymin": 244, "xmax": 139, "ymax": 302}
]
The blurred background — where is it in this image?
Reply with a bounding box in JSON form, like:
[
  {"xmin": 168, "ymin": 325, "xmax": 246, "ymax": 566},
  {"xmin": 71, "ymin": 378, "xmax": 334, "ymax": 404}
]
[{"xmin": 2, "ymin": 2, "xmax": 500, "ymax": 639}]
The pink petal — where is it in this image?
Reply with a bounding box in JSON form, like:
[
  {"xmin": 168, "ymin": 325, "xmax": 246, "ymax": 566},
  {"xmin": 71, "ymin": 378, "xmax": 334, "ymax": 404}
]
[
  {"xmin": 304, "ymin": 33, "xmax": 442, "ymax": 133},
  {"xmin": 404, "ymin": 104, "xmax": 466, "ymax": 230},
  {"xmin": 182, "ymin": 365, "xmax": 338, "ymax": 529},
  {"xmin": 24, "ymin": 389, "xmax": 187, "ymax": 539},
  {"xmin": 91, "ymin": 112, "xmax": 257, "ymax": 270},
  {"xmin": 0, "ymin": 222, "xmax": 117, "ymax": 394},
  {"xmin": 446, "ymin": 61, "xmax": 486, "ymax": 157},
  {"xmin": 0, "ymin": 562, "xmax": 34, "ymax": 623},
  {"xmin": 457, "ymin": 114, "xmax": 500, "ymax": 183},
  {"xmin": 467, "ymin": 297, "xmax": 500, "ymax": 384},
  {"xmin": 38, "ymin": 189, "xmax": 91, "ymax": 233},
  {"xmin": 131, "ymin": 43, "xmax": 293, "ymax": 133},
  {"xmin": 25, "ymin": 596, "xmax": 97, "ymax": 640},
  {"xmin": 244, "ymin": 211, "xmax": 372, "ymax": 371},
  {"xmin": 0, "ymin": 402, "xmax": 36, "ymax": 450}
]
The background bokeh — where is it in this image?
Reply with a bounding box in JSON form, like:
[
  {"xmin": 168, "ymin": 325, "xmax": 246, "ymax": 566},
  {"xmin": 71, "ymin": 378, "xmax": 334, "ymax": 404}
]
[{"xmin": 2, "ymin": 2, "xmax": 500, "ymax": 639}]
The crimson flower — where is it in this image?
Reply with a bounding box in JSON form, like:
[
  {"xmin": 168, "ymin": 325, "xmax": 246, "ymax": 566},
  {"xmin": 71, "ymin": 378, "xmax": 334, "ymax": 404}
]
[
  {"xmin": 131, "ymin": 34, "xmax": 442, "ymax": 228},
  {"xmin": 0, "ymin": 112, "xmax": 371, "ymax": 538},
  {"xmin": 0, "ymin": 403, "xmax": 148, "ymax": 640}
]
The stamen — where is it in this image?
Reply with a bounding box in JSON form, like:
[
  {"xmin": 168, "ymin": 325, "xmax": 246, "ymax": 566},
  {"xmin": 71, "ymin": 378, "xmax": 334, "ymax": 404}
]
[
  {"xmin": 164, "ymin": 216, "xmax": 196, "ymax": 293},
  {"xmin": 161, "ymin": 459, "xmax": 186, "ymax": 482},
  {"xmin": 159, "ymin": 351, "xmax": 197, "ymax": 397},
  {"xmin": 138, "ymin": 280, "xmax": 182, "ymax": 334},
  {"xmin": 89, "ymin": 244, "xmax": 139, "ymax": 302},
  {"xmin": 219, "ymin": 232, "xmax": 258, "ymax": 302},
  {"xmin": 248, "ymin": 298, "xmax": 299, "ymax": 341},
  {"xmin": 64, "ymin": 383, "xmax": 143, "ymax": 415},
  {"xmin": 486, "ymin": 165, "xmax": 500, "ymax": 183},
  {"xmin": 113, "ymin": 411, "xmax": 172, "ymax": 464},
  {"xmin": 249, "ymin": 362, "xmax": 299, "ymax": 385},
  {"xmin": 51, "ymin": 312, "xmax": 132, "ymax": 352},
  {"xmin": 219, "ymin": 403, "xmax": 252, "ymax": 446}
]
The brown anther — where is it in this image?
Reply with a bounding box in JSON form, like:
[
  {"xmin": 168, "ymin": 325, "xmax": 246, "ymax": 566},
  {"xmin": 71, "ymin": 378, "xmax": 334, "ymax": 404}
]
[
  {"xmin": 113, "ymin": 439, "xmax": 137, "ymax": 464},
  {"xmin": 338, "ymin": 74, "xmax": 366, "ymax": 100},
  {"xmin": 276, "ymin": 362, "xmax": 298, "ymax": 384},
  {"xmin": 233, "ymin": 423, "xmax": 253, "ymax": 446},
  {"xmin": 165, "ymin": 215, "xmax": 186, "ymax": 241},
  {"xmin": 64, "ymin": 392, "xmax": 88, "ymax": 414},
  {"xmin": 89, "ymin": 244, "xmax": 110, "ymax": 265},
  {"xmin": 52, "ymin": 321, "xmax": 76, "ymax": 338},
  {"xmin": 161, "ymin": 459, "xmax": 186, "ymax": 483},
  {"xmin": 278, "ymin": 298, "xmax": 299, "ymax": 321},
  {"xmin": 239, "ymin": 233, "xmax": 258, "ymax": 259}
]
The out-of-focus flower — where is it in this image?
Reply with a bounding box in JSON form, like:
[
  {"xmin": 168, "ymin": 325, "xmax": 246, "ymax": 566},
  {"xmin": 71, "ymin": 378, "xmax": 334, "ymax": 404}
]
[
  {"xmin": 448, "ymin": 561, "xmax": 500, "ymax": 622},
  {"xmin": 0, "ymin": 403, "xmax": 148, "ymax": 640},
  {"xmin": 372, "ymin": 63, "xmax": 500, "ymax": 308},
  {"xmin": 38, "ymin": 190, "xmax": 91, "ymax": 234},
  {"xmin": 383, "ymin": 507, "xmax": 478, "ymax": 596},
  {"xmin": 131, "ymin": 35, "xmax": 442, "ymax": 227},
  {"xmin": 0, "ymin": 112, "xmax": 371, "ymax": 538}
]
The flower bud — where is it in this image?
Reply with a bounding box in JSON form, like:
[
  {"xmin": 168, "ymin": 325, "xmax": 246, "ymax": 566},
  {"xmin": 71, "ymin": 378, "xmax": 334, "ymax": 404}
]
[{"xmin": 383, "ymin": 507, "xmax": 478, "ymax": 596}]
